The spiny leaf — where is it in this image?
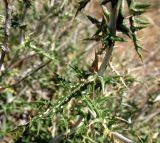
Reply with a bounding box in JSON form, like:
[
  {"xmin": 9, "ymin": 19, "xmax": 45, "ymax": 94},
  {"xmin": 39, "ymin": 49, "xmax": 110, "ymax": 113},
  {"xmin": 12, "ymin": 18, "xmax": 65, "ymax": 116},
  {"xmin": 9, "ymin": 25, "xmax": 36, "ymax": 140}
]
[
  {"xmin": 70, "ymin": 65, "xmax": 91, "ymax": 79},
  {"xmin": 118, "ymin": 24, "xmax": 132, "ymax": 38},
  {"xmin": 132, "ymin": 25, "xmax": 147, "ymax": 31},
  {"xmin": 131, "ymin": 2, "xmax": 150, "ymax": 10},
  {"xmin": 93, "ymin": 28, "xmax": 102, "ymax": 37},
  {"xmin": 110, "ymin": 35, "xmax": 126, "ymax": 42},
  {"xmin": 98, "ymin": 76, "xmax": 105, "ymax": 94},
  {"xmin": 130, "ymin": 2, "xmax": 150, "ymax": 15},
  {"xmin": 102, "ymin": 34, "xmax": 110, "ymax": 45},
  {"xmin": 116, "ymin": 11, "xmax": 132, "ymax": 38},
  {"xmin": 87, "ymin": 15, "xmax": 101, "ymax": 27},
  {"xmin": 84, "ymin": 35, "xmax": 102, "ymax": 41},
  {"xmin": 117, "ymin": 10, "xmax": 124, "ymax": 26},
  {"xmin": 132, "ymin": 34, "xmax": 143, "ymax": 61},
  {"xmin": 75, "ymin": 0, "xmax": 90, "ymax": 17},
  {"xmin": 83, "ymin": 95, "xmax": 101, "ymax": 117},
  {"xmin": 134, "ymin": 18, "xmax": 150, "ymax": 25},
  {"xmin": 103, "ymin": 34, "xmax": 126, "ymax": 43},
  {"xmin": 135, "ymin": 44, "xmax": 143, "ymax": 62},
  {"xmin": 102, "ymin": 5, "xmax": 110, "ymax": 21},
  {"xmin": 54, "ymin": 73, "xmax": 71, "ymax": 84}
]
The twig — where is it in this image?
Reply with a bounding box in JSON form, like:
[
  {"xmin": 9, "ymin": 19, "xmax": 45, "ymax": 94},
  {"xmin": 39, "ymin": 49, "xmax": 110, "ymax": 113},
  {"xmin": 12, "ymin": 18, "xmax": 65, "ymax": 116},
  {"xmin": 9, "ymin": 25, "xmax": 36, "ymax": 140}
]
[
  {"xmin": 136, "ymin": 108, "xmax": 160, "ymax": 124},
  {"xmin": 0, "ymin": 60, "xmax": 51, "ymax": 91},
  {"xmin": 0, "ymin": 0, "xmax": 12, "ymax": 71},
  {"xmin": 10, "ymin": 60, "xmax": 51, "ymax": 87},
  {"xmin": 49, "ymin": 0, "xmax": 55, "ymax": 7},
  {"xmin": 19, "ymin": 2, "xmax": 29, "ymax": 44},
  {"xmin": 112, "ymin": 132, "xmax": 134, "ymax": 143},
  {"xmin": 109, "ymin": 62, "xmax": 128, "ymax": 88},
  {"xmin": 98, "ymin": 0, "xmax": 122, "ymax": 76}
]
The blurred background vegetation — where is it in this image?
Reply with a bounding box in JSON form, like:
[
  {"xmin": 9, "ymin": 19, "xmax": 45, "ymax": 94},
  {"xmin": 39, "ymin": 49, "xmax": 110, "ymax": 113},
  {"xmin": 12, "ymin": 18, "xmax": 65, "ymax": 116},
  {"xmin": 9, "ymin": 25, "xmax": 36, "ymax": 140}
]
[{"xmin": 0, "ymin": 0, "xmax": 160, "ymax": 143}]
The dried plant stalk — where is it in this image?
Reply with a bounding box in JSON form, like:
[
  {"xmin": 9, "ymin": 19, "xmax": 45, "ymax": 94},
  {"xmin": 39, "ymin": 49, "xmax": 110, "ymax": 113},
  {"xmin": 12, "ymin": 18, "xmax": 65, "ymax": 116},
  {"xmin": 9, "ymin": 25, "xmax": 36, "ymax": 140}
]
[{"xmin": 0, "ymin": 0, "xmax": 12, "ymax": 71}]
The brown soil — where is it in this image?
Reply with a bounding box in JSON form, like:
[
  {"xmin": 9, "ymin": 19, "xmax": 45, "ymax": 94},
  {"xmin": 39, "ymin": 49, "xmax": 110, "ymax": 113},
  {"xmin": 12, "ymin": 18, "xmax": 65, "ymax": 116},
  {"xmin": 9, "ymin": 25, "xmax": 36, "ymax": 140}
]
[{"xmin": 114, "ymin": 0, "xmax": 160, "ymax": 107}]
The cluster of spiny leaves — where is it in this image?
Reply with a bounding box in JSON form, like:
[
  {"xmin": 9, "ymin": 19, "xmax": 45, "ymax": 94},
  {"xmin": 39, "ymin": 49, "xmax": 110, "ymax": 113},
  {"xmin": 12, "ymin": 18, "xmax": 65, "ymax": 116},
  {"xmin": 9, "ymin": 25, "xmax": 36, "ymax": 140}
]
[
  {"xmin": 77, "ymin": 0, "xmax": 150, "ymax": 61},
  {"xmin": 0, "ymin": 0, "xmax": 152, "ymax": 143}
]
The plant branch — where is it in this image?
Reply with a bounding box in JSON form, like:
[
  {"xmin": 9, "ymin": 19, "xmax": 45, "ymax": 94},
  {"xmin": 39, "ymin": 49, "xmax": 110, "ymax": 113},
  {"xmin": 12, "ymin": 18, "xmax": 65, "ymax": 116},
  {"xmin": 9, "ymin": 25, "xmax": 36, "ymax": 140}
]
[
  {"xmin": 112, "ymin": 132, "xmax": 134, "ymax": 143},
  {"xmin": 10, "ymin": 59, "xmax": 52, "ymax": 87},
  {"xmin": 0, "ymin": 0, "xmax": 12, "ymax": 71},
  {"xmin": 98, "ymin": 0, "xmax": 122, "ymax": 76},
  {"xmin": 19, "ymin": 3, "xmax": 28, "ymax": 44},
  {"xmin": 0, "ymin": 60, "xmax": 51, "ymax": 91}
]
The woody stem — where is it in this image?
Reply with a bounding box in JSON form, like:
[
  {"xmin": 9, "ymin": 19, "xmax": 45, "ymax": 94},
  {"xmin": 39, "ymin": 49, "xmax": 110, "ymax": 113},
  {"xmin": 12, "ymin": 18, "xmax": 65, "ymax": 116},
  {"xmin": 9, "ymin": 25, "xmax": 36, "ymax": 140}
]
[{"xmin": 98, "ymin": 0, "xmax": 121, "ymax": 76}]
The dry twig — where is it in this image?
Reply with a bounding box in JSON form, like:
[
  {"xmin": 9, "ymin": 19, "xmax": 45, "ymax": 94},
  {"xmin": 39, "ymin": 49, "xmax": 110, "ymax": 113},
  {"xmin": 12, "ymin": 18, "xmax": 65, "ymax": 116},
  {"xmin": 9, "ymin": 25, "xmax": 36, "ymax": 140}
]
[{"xmin": 0, "ymin": 0, "xmax": 12, "ymax": 71}]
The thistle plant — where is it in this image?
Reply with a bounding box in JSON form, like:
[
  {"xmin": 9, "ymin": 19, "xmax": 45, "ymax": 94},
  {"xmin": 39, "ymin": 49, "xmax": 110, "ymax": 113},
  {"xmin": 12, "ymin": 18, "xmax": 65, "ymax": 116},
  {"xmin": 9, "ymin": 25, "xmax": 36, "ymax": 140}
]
[
  {"xmin": 76, "ymin": 0, "xmax": 150, "ymax": 76},
  {"xmin": 0, "ymin": 0, "xmax": 152, "ymax": 143}
]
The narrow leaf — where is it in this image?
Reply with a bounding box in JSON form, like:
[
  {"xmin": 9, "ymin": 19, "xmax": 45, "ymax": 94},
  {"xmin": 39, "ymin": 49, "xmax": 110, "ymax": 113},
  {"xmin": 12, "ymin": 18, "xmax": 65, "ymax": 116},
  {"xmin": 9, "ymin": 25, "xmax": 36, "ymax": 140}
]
[{"xmin": 75, "ymin": 0, "xmax": 90, "ymax": 17}]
